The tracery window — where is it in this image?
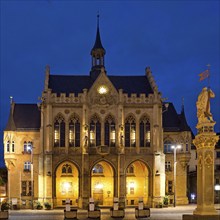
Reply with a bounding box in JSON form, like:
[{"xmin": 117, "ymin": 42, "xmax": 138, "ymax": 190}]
[
  {"xmin": 54, "ymin": 114, "xmax": 65, "ymax": 147},
  {"xmin": 125, "ymin": 115, "xmax": 136, "ymax": 147},
  {"xmin": 89, "ymin": 114, "xmax": 101, "ymax": 147},
  {"xmin": 127, "ymin": 165, "xmax": 134, "ymax": 174},
  {"xmin": 69, "ymin": 114, "xmax": 80, "ymax": 147},
  {"xmin": 92, "ymin": 164, "xmax": 103, "ymax": 174},
  {"xmin": 104, "ymin": 115, "xmax": 116, "ymax": 147},
  {"xmin": 140, "ymin": 116, "xmax": 151, "ymax": 147},
  {"xmin": 62, "ymin": 164, "xmax": 72, "ymax": 174}
]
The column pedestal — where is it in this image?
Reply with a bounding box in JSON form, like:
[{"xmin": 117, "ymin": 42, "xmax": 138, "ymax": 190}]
[{"xmin": 183, "ymin": 121, "xmax": 219, "ymax": 220}]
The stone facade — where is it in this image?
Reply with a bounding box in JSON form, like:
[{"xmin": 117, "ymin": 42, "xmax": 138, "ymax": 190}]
[{"xmin": 3, "ymin": 23, "xmax": 192, "ymax": 209}]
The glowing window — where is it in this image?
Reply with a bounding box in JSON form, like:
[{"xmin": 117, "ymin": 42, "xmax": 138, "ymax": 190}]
[{"xmin": 125, "ymin": 115, "xmax": 136, "ymax": 147}]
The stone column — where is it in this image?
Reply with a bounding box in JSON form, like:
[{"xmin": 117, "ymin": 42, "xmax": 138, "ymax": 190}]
[{"xmin": 193, "ymin": 122, "xmax": 219, "ymax": 216}]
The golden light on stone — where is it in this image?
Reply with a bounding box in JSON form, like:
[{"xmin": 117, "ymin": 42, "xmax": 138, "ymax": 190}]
[{"xmin": 98, "ymin": 86, "xmax": 108, "ymax": 94}]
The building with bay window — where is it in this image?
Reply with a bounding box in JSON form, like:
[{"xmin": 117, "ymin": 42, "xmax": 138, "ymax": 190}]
[{"xmin": 4, "ymin": 21, "xmax": 192, "ymax": 209}]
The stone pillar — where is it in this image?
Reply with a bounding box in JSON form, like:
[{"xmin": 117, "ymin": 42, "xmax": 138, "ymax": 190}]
[
  {"xmin": 193, "ymin": 122, "xmax": 219, "ymax": 215},
  {"xmin": 183, "ymin": 87, "xmax": 219, "ymax": 220}
]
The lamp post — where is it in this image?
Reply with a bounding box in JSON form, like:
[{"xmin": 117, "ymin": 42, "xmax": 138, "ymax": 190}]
[
  {"xmin": 171, "ymin": 144, "xmax": 181, "ymax": 207},
  {"xmin": 27, "ymin": 144, "xmax": 34, "ymax": 209}
]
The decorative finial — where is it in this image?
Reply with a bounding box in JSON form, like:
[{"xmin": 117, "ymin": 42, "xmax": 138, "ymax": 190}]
[
  {"xmin": 181, "ymin": 97, "xmax": 184, "ymax": 113},
  {"xmin": 97, "ymin": 11, "xmax": 100, "ymax": 27},
  {"xmin": 45, "ymin": 64, "xmax": 50, "ymax": 75}
]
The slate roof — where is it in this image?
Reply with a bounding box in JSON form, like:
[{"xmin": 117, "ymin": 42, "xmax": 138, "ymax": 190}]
[
  {"xmin": 5, "ymin": 101, "xmax": 191, "ymax": 133},
  {"xmin": 5, "ymin": 104, "xmax": 40, "ymax": 131},
  {"xmin": 48, "ymin": 74, "xmax": 154, "ymax": 96},
  {"xmin": 163, "ymin": 102, "xmax": 191, "ymax": 132}
]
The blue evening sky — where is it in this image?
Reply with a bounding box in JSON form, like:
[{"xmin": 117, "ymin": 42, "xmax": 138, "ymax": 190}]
[{"xmin": 0, "ymin": 1, "xmax": 219, "ymax": 167}]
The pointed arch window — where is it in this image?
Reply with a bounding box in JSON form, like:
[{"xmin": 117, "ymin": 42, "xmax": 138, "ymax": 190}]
[
  {"xmin": 12, "ymin": 141, "xmax": 15, "ymax": 152},
  {"xmin": 105, "ymin": 115, "xmax": 116, "ymax": 147},
  {"xmin": 127, "ymin": 165, "xmax": 134, "ymax": 174},
  {"xmin": 89, "ymin": 114, "xmax": 101, "ymax": 147},
  {"xmin": 164, "ymin": 140, "xmax": 172, "ymax": 153},
  {"xmin": 140, "ymin": 116, "xmax": 151, "ymax": 147},
  {"xmin": 125, "ymin": 115, "xmax": 136, "ymax": 147},
  {"xmin": 69, "ymin": 114, "xmax": 80, "ymax": 147},
  {"xmin": 6, "ymin": 141, "xmax": 10, "ymax": 152},
  {"xmin": 92, "ymin": 164, "xmax": 103, "ymax": 174},
  {"xmin": 62, "ymin": 164, "xmax": 72, "ymax": 174},
  {"xmin": 54, "ymin": 114, "xmax": 65, "ymax": 147}
]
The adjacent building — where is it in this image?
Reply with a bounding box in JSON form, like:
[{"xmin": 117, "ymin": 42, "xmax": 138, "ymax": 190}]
[{"xmin": 3, "ymin": 22, "xmax": 192, "ymax": 209}]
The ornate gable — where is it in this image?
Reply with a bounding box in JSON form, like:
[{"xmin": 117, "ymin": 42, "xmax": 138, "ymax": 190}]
[{"xmin": 88, "ymin": 68, "xmax": 118, "ymax": 108}]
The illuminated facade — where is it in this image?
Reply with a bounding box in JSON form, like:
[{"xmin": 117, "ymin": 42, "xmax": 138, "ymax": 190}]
[{"xmin": 4, "ymin": 22, "xmax": 192, "ymax": 209}]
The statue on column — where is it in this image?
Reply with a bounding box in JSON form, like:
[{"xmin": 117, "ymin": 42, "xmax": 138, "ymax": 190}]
[{"xmin": 196, "ymin": 87, "xmax": 215, "ymax": 123}]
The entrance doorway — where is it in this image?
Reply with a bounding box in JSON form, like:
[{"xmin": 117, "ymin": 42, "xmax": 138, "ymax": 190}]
[{"xmin": 91, "ymin": 161, "xmax": 114, "ymax": 206}]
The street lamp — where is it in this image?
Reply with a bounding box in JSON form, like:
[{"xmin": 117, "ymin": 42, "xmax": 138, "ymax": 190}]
[
  {"xmin": 171, "ymin": 144, "xmax": 181, "ymax": 207},
  {"xmin": 27, "ymin": 144, "xmax": 34, "ymax": 210}
]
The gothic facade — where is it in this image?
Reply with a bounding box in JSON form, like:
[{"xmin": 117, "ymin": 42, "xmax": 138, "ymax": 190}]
[{"xmin": 4, "ymin": 23, "xmax": 192, "ymax": 209}]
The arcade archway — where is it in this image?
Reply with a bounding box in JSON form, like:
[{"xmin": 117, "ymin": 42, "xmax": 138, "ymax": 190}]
[
  {"xmin": 55, "ymin": 161, "xmax": 79, "ymax": 206},
  {"xmin": 91, "ymin": 161, "xmax": 114, "ymax": 206},
  {"xmin": 126, "ymin": 160, "xmax": 149, "ymax": 205}
]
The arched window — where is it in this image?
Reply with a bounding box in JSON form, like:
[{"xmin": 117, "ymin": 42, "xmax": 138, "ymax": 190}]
[
  {"xmin": 140, "ymin": 116, "xmax": 151, "ymax": 147},
  {"xmin": 104, "ymin": 115, "xmax": 116, "ymax": 147},
  {"xmin": 12, "ymin": 141, "xmax": 15, "ymax": 152},
  {"xmin": 6, "ymin": 141, "xmax": 10, "ymax": 152},
  {"xmin": 125, "ymin": 115, "xmax": 136, "ymax": 147},
  {"xmin": 54, "ymin": 114, "xmax": 65, "ymax": 147},
  {"xmin": 92, "ymin": 164, "xmax": 103, "ymax": 174},
  {"xmin": 89, "ymin": 114, "xmax": 101, "ymax": 147},
  {"xmin": 62, "ymin": 164, "xmax": 72, "ymax": 174},
  {"xmin": 69, "ymin": 114, "xmax": 80, "ymax": 147},
  {"xmin": 164, "ymin": 140, "xmax": 172, "ymax": 153},
  {"xmin": 127, "ymin": 165, "xmax": 134, "ymax": 174}
]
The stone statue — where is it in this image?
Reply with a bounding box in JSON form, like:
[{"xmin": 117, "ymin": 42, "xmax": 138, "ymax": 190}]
[
  {"xmin": 196, "ymin": 87, "xmax": 215, "ymax": 123},
  {"xmin": 84, "ymin": 135, "xmax": 88, "ymax": 147}
]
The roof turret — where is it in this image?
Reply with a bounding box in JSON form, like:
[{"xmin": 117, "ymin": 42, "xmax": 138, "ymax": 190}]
[{"xmin": 90, "ymin": 14, "xmax": 106, "ymax": 77}]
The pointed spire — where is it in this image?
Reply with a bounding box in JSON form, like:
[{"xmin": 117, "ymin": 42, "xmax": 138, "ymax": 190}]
[
  {"xmin": 90, "ymin": 13, "xmax": 106, "ymax": 75},
  {"xmin": 5, "ymin": 98, "xmax": 16, "ymax": 131},
  {"xmin": 91, "ymin": 13, "xmax": 105, "ymax": 52},
  {"xmin": 179, "ymin": 97, "xmax": 190, "ymax": 131}
]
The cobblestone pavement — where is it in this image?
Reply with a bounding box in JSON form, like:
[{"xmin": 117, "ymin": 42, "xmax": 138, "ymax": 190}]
[{"xmin": 7, "ymin": 205, "xmax": 220, "ymax": 220}]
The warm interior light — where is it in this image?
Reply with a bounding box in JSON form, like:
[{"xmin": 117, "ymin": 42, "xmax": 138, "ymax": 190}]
[
  {"xmin": 215, "ymin": 184, "xmax": 220, "ymax": 191},
  {"xmin": 95, "ymin": 183, "xmax": 103, "ymax": 189},
  {"xmin": 129, "ymin": 182, "xmax": 135, "ymax": 188},
  {"xmin": 63, "ymin": 182, "xmax": 71, "ymax": 190}
]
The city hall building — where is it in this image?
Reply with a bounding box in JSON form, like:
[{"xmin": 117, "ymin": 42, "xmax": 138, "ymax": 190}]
[{"xmin": 4, "ymin": 23, "xmax": 192, "ymax": 209}]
